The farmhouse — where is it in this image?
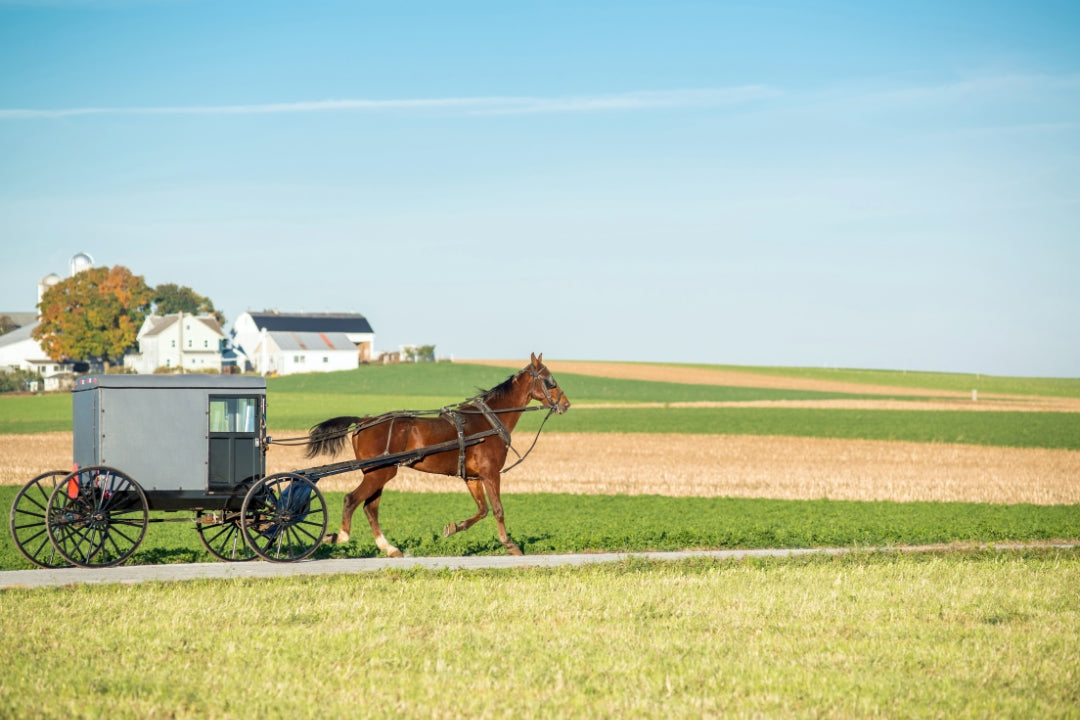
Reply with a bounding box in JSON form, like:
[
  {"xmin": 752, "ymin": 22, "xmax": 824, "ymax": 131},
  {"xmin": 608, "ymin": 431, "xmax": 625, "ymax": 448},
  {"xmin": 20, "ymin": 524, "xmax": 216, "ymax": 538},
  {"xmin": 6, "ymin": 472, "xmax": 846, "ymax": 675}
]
[
  {"xmin": 123, "ymin": 312, "xmax": 226, "ymax": 374},
  {"xmin": 231, "ymin": 311, "xmax": 375, "ymax": 375}
]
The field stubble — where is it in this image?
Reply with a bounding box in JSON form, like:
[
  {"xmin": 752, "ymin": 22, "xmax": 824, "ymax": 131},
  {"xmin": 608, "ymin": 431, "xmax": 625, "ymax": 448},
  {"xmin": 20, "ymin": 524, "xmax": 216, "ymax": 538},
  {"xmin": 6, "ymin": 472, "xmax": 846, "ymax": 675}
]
[{"xmin": 4, "ymin": 431, "xmax": 1078, "ymax": 505}]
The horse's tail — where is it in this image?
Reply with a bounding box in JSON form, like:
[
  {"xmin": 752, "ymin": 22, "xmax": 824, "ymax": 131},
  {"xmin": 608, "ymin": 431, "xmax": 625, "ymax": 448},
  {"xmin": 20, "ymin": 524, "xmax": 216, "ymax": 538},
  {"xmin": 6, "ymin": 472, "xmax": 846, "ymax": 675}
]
[{"xmin": 306, "ymin": 416, "xmax": 364, "ymax": 459}]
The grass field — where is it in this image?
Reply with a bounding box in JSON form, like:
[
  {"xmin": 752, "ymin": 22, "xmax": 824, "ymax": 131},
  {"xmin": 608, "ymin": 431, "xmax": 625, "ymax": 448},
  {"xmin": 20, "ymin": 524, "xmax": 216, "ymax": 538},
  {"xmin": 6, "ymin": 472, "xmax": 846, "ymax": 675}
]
[
  {"xmin": 2, "ymin": 550, "xmax": 1077, "ymax": 719},
  {"xmin": 3, "ymin": 485, "xmax": 1078, "ymax": 570},
  {"xmin": 673, "ymin": 362, "xmax": 1080, "ymax": 398}
]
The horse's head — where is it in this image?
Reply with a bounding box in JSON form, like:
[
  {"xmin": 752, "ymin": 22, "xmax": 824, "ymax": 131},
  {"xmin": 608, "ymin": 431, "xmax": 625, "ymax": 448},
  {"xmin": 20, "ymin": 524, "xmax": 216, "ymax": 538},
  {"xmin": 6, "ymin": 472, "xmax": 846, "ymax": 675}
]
[{"xmin": 526, "ymin": 352, "xmax": 571, "ymax": 415}]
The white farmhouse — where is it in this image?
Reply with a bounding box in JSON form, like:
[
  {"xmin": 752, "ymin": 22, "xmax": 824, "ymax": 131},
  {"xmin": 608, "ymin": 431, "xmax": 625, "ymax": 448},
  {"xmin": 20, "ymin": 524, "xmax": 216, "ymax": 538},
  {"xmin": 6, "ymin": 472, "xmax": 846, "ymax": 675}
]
[{"xmin": 124, "ymin": 313, "xmax": 226, "ymax": 374}]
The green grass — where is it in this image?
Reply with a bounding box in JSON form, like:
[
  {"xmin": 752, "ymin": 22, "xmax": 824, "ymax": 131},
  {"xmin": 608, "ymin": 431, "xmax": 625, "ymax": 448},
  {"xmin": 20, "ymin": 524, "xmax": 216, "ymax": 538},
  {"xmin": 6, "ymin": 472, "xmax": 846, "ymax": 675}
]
[
  {"xmin": 271, "ymin": 363, "xmax": 893, "ymax": 403},
  {"xmin": 4, "ymin": 484, "xmax": 1078, "ymax": 570},
  {"xmin": 671, "ymin": 361, "xmax": 1080, "ymax": 398},
  {"xmin": 513, "ymin": 406, "xmax": 1080, "ymax": 449},
  {"xmin": 2, "ymin": 550, "xmax": 1078, "ymax": 719},
  {"xmin": 0, "ymin": 393, "xmax": 71, "ymax": 433},
  {"xmin": 1, "ymin": 362, "xmax": 1076, "ymax": 437}
]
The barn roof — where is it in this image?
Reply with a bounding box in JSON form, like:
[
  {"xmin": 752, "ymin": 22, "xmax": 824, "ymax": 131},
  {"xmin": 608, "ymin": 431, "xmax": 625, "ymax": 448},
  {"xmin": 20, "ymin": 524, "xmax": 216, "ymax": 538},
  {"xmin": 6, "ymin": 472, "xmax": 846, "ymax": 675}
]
[
  {"xmin": 267, "ymin": 331, "xmax": 358, "ymax": 352},
  {"xmin": 0, "ymin": 322, "xmax": 37, "ymax": 348},
  {"xmin": 248, "ymin": 312, "xmax": 373, "ymax": 335},
  {"xmin": 141, "ymin": 314, "xmax": 224, "ymax": 338}
]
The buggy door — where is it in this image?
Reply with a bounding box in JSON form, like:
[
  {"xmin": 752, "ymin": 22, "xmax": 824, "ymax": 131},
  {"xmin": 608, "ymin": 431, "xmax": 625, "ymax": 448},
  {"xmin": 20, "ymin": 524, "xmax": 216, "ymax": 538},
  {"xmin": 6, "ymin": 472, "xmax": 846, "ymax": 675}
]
[{"xmin": 208, "ymin": 395, "xmax": 264, "ymax": 489}]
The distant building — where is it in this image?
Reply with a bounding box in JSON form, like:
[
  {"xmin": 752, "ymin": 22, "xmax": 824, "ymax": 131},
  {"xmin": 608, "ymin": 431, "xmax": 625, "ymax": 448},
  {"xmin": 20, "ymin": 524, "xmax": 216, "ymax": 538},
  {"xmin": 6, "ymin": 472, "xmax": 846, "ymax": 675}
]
[
  {"xmin": 231, "ymin": 311, "xmax": 375, "ymax": 375},
  {"xmin": 123, "ymin": 313, "xmax": 226, "ymax": 374},
  {"xmin": 0, "ymin": 252, "xmax": 96, "ymax": 390},
  {"xmin": 250, "ymin": 330, "xmax": 361, "ymax": 376},
  {"xmin": 0, "ymin": 324, "xmax": 75, "ymax": 390}
]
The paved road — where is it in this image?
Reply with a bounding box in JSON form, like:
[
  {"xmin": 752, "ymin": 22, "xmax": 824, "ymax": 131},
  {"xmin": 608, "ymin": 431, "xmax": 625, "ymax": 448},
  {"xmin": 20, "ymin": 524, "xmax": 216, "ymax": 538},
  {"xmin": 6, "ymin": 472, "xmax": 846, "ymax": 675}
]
[{"xmin": 2, "ymin": 543, "xmax": 1073, "ymax": 590}]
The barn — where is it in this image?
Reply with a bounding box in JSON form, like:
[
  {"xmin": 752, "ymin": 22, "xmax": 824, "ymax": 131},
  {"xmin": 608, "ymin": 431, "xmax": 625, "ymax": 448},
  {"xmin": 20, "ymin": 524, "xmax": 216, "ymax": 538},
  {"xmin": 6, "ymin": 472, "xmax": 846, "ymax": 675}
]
[{"xmin": 231, "ymin": 311, "xmax": 375, "ymax": 376}]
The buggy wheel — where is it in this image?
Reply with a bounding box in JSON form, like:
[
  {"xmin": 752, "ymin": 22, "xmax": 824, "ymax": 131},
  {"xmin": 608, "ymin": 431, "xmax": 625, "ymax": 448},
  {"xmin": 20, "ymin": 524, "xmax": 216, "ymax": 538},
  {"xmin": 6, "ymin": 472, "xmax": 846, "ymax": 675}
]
[
  {"xmin": 9, "ymin": 471, "xmax": 72, "ymax": 568},
  {"xmin": 196, "ymin": 510, "xmax": 257, "ymax": 562},
  {"xmin": 240, "ymin": 473, "xmax": 327, "ymax": 563},
  {"xmin": 46, "ymin": 466, "xmax": 149, "ymax": 568}
]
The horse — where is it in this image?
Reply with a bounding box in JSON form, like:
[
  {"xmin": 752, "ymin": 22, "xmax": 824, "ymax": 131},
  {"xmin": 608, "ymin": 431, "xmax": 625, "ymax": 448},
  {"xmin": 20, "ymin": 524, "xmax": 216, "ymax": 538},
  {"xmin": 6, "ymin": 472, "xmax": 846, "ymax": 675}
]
[{"xmin": 305, "ymin": 353, "xmax": 570, "ymax": 557}]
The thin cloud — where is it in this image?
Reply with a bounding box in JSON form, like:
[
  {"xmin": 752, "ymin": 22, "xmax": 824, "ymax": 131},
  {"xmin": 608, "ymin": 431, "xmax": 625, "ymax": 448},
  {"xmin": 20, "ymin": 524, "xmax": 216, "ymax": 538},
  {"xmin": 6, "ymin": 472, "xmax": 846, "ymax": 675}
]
[{"xmin": 0, "ymin": 86, "xmax": 780, "ymax": 120}]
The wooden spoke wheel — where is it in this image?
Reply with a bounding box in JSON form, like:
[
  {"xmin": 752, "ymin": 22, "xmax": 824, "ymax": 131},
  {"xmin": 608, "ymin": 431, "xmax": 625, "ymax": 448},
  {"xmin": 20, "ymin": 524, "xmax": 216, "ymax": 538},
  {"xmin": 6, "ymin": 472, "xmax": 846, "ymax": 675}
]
[
  {"xmin": 9, "ymin": 471, "xmax": 72, "ymax": 569},
  {"xmin": 240, "ymin": 473, "xmax": 327, "ymax": 563},
  {"xmin": 196, "ymin": 510, "xmax": 257, "ymax": 562},
  {"xmin": 46, "ymin": 466, "xmax": 149, "ymax": 568}
]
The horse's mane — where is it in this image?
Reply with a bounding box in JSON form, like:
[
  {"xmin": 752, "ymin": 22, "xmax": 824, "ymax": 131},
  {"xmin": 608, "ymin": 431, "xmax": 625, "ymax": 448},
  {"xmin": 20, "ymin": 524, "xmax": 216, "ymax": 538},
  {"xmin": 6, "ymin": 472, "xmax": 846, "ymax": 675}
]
[{"xmin": 474, "ymin": 371, "xmax": 520, "ymax": 405}]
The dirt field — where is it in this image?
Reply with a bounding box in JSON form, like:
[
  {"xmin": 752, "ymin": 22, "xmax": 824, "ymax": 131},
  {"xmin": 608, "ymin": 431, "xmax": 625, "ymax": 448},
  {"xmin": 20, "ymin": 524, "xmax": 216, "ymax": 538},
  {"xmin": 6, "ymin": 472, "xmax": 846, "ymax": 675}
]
[{"xmin": 6, "ymin": 431, "xmax": 1078, "ymax": 505}]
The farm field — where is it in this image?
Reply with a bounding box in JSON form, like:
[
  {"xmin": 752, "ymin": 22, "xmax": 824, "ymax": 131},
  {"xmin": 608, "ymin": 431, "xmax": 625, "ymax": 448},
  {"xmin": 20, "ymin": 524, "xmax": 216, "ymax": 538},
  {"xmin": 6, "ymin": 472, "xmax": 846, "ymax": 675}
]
[
  {"xmin": 1, "ymin": 360, "xmax": 1078, "ymax": 717},
  {"xmin": 2, "ymin": 550, "xmax": 1078, "ymax": 719}
]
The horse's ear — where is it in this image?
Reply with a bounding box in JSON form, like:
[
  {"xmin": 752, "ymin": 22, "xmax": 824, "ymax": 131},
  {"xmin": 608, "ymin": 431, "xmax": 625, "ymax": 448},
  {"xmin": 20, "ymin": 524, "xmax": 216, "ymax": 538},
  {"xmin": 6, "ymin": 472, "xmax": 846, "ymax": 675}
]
[
  {"xmin": 532, "ymin": 352, "xmax": 542, "ymax": 366},
  {"xmin": 531, "ymin": 352, "xmax": 539, "ymax": 365}
]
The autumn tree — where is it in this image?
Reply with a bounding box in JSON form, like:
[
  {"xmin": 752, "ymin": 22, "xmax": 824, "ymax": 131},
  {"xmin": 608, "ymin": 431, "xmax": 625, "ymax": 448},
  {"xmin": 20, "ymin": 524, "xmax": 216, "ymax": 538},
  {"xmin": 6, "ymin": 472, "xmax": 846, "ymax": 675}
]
[
  {"xmin": 0, "ymin": 315, "xmax": 16, "ymax": 336},
  {"xmin": 33, "ymin": 265, "xmax": 154, "ymax": 369},
  {"xmin": 153, "ymin": 283, "xmax": 225, "ymax": 325}
]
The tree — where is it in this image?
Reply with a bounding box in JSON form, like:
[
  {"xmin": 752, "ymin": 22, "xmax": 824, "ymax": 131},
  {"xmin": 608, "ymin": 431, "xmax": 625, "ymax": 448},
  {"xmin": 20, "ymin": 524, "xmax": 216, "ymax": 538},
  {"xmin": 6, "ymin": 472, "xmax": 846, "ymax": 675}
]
[
  {"xmin": 402, "ymin": 344, "xmax": 436, "ymax": 362},
  {"xmin": 153, "ymin": 283, "xmax": 225, "ymax": 324},
  {"xmin": 33, "ymin": 265, "xmax": 154, "ymax": 369},
  {"xmin": 0, "ymin": 315, "xmax": 16, "ymax": 336}
]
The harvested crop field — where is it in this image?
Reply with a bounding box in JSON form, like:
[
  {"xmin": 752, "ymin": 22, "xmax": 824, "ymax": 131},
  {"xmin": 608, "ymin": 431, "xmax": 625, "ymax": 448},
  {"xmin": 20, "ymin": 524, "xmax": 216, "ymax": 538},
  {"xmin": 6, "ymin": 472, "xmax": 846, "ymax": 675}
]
[{"xmin": 5, "ymin": 431, "xmax": 1079, "ymax": 505}]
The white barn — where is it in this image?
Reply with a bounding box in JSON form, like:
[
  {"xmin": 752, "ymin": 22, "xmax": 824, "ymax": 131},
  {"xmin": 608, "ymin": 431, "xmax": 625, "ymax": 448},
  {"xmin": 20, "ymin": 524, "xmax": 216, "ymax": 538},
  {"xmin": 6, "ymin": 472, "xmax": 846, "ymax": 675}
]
[
  {"xmin": 123, "ymin": 313, "xmax": 226, "ymax": 374},
  {"xmin": 0, "ymin": 322, "xmax": 76, "ymax": 390},
  {"xmin": 232, "ymin": 311, "xmax": 375, "ymax": 374},
  {"xmin": 251, "ymin": 330, "xmax": 360, "ymax": 376}
]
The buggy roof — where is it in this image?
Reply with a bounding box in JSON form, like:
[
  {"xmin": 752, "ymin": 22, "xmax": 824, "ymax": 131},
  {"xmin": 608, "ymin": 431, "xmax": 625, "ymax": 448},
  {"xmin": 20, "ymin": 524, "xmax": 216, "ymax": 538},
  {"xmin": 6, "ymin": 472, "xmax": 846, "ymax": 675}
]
[{"xmin": 72, "ymin": 375, "xmax": 266, "ymax": 392}]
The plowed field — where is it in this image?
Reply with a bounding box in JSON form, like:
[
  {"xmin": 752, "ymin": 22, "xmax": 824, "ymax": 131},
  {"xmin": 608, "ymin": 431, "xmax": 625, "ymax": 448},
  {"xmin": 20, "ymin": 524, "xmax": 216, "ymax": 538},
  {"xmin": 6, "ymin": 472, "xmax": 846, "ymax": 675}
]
[{"xmin": 5, "ymin": 431, "xmax": 1078, "ymax": 505}]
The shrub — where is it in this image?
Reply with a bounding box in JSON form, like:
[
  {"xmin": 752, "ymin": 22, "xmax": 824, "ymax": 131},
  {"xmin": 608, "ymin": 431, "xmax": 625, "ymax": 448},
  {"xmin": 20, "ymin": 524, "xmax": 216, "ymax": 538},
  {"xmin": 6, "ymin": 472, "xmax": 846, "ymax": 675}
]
[{"xmin": 0, "ymin": 368, "xmax": 42, "ymax": 394}]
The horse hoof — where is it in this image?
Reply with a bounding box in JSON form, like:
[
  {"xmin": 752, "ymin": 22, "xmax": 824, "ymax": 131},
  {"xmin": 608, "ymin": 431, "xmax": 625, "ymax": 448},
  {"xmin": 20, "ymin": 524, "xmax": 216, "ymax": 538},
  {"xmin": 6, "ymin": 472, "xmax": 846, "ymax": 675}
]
[
  {"xmin": 506, "ymin": 544, "xmax": 524, "ymax": 556},
  {"xmin": 322, "ymin": 533, "xmax": 338, "ymax": 545},
  {"xmin": 443, "ymin": 523, "xmax": 456, "ymax": 538},
  {"xmin": 387, "ymin": 547, "xmax": 404, "ymax": 559}
]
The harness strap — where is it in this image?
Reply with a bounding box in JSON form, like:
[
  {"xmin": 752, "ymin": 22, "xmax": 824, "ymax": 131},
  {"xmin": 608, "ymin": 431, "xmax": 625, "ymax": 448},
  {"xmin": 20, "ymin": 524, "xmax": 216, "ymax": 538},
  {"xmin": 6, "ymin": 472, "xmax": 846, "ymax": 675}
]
[
  {"xmin": 440, "ymin": 408, "xmax": 469, "ymax": 479},
  {"xmin": 473, "ymin": 397, "xmax": 512, "ymax": 445}
]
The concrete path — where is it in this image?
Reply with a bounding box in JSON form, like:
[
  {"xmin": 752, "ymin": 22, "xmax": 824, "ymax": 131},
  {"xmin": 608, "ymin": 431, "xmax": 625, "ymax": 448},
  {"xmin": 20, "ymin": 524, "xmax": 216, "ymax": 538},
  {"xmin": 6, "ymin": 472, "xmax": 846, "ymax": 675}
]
[{"xmin": 2, "ymin": 543, "xmax": 1073, "ymax": 590}]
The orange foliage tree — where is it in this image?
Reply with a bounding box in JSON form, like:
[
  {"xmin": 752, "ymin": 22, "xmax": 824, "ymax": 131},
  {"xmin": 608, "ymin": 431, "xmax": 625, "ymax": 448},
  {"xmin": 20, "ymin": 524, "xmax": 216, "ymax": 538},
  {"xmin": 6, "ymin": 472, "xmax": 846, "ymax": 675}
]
[{"xmin": 33, "ymin": 266, "xmax": 154, "ymax": 369}]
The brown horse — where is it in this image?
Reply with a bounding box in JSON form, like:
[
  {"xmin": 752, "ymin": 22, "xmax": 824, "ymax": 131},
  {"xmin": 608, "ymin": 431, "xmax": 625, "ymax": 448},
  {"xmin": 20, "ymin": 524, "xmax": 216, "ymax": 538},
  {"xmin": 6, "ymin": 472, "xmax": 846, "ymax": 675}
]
[{"xmin": 305, "ymin": 353, "xmax": 570, "ymax": 557}]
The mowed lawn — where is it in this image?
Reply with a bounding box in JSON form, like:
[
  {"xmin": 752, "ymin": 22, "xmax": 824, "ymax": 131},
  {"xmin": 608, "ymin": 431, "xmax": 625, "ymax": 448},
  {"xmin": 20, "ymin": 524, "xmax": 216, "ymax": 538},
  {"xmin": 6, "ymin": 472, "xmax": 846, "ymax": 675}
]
[{"xmin": 2, "ymin": 550, "xmax": 1078, "ymax": 719}]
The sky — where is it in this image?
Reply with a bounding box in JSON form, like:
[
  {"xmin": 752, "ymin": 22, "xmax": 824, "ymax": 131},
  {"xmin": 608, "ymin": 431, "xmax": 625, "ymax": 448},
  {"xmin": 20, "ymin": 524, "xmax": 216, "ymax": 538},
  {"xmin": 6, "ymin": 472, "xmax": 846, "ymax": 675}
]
[{"xmin": 1, "ymin": 1, "xmax": 1077, "ymax": 377}]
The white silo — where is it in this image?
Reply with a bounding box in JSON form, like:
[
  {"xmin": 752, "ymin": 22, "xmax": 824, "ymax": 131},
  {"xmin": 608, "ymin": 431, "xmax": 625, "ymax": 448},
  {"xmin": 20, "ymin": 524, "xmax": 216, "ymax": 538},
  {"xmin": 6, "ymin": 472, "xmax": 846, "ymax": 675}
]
[
  {"xmin": 37, "ymin": 273, "xmax": 62, "ymax": 307},
  {"xmin": 69, "ymin": 252, "xmax": 94, "ymax": 276}
]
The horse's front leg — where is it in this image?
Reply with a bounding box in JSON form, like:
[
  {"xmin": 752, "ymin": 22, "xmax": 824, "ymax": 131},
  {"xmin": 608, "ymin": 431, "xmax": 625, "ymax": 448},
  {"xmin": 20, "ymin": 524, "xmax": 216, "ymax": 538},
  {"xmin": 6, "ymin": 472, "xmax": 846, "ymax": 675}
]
[
  {"xmin": 443, "ymin": 480, "xmax": 489, "ymax": 538},
  {"xmin": 483, "ymin": 473, "xmax": 522, "ymax": 556}
]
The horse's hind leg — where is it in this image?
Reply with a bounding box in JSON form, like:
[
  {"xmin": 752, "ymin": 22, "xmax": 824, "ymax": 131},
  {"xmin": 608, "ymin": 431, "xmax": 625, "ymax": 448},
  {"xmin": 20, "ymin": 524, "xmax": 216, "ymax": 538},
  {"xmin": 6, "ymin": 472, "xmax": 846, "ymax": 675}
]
[
  {"xmin": 443, "ymin": 480, "xmax": 489, "ymax": 538},
  {"xmin": 327, "ymin": 467, "xmax": 402, "ymax": 558},
  {"xmin": 483, "ymin": 474, "xmax": 522, "ymax": 556},
  {"xmin": 363, "ymin": 487, "xmax": 403, "ymax": 558}
]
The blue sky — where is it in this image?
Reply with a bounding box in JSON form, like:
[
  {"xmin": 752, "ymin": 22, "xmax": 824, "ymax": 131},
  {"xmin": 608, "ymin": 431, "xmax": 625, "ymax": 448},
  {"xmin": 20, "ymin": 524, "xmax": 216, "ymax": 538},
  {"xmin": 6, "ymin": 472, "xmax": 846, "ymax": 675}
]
[{"xmin": 1, "ymin": 1, "xmax": 1077, "ymax": 376}]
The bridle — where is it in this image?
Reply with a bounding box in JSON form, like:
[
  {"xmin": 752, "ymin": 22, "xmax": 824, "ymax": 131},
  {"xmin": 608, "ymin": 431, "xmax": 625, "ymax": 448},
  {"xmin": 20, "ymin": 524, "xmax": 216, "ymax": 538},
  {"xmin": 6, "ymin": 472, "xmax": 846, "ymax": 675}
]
[{"xmin": 526, "ymin": 363, "xmax": 567, "ymax": 413}]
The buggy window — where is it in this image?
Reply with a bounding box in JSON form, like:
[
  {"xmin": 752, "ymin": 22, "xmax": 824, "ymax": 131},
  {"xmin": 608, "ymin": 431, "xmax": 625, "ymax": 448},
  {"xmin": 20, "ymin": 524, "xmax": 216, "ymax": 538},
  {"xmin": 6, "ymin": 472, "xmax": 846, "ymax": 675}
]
[{"xmin": 209, "ymin": 397, "xmax": 257, "ymax": 433}]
